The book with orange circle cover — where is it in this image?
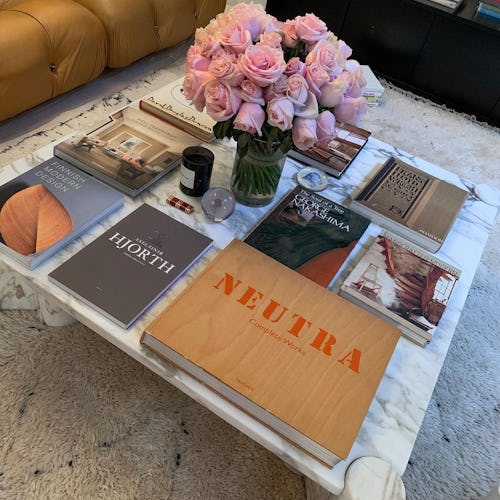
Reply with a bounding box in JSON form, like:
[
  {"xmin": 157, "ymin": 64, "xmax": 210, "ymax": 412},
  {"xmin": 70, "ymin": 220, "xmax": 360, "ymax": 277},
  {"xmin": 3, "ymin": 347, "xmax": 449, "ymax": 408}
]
[{"xmin": 0, "ymin": 156, "xmax": 123, "ymax": 269}]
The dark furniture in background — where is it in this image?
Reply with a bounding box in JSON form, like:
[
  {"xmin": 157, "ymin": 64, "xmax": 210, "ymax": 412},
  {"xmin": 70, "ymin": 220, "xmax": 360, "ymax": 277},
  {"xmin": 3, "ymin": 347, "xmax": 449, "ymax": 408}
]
[{"xmin": 267, "ymin": 0, "xmax": 500, "ymax": 126}]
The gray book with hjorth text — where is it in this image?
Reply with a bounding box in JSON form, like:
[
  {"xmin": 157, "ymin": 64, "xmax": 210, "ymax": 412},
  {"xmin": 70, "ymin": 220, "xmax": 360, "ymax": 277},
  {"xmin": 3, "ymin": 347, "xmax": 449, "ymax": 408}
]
[{"xmin": 49, "ymin": 203, "xmax": 213, "ymax": 328}]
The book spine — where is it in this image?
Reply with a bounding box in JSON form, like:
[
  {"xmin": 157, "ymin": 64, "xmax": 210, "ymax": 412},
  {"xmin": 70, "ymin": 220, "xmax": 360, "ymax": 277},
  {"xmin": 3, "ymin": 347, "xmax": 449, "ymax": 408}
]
[{"xmin": 354, "ymin": 157, "xmax": 396, "ymax": 201}]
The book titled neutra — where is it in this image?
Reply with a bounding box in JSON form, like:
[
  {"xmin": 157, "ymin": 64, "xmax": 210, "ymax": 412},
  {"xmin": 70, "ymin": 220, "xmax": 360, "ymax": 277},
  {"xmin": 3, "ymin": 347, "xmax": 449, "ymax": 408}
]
[
  {"xmin": 49, "ymin": 204, "xmax": 213, "ymax": 328},
  {"xmin": 141, "ymin": 240, "xmax": 400, "ymax": 466}
]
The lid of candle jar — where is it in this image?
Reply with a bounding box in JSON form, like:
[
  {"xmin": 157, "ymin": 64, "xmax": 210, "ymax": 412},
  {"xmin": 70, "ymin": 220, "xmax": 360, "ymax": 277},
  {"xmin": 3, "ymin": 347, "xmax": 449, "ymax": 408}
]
[{"xmin": 201, "ymin": 187, "xmax": 236, "ymax": 222}]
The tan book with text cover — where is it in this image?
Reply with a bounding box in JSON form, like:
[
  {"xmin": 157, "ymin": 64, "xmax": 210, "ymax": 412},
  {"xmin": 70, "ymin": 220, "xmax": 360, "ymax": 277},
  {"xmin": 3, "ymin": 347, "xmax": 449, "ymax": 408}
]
[
  {"xmin": 141, "ymin": 240, "xmax": 400, "ymax": 466},
  {"xmin": 349, "ymin": 157, "xmax": 468, "ymax": 252}
]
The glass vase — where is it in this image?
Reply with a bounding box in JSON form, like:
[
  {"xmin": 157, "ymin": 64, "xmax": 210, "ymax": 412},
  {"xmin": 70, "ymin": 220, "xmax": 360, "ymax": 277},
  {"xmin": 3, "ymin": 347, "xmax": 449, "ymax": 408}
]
[{"xmin": 230, "ymin": 136, "xmax": 287, "ymax": 207}]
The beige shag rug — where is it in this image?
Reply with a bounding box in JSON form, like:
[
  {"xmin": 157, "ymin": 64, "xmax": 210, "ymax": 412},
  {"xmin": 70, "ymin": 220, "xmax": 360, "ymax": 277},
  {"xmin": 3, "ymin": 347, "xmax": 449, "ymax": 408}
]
[{"xmin": 0, "ymin": 37, "xmax": 499, "ymax": 499}]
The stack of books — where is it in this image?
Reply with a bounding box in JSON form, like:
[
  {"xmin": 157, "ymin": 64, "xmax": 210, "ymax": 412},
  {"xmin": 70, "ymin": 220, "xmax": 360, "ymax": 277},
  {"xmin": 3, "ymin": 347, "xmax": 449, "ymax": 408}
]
[
  {"xmin": 361, "ymin": 65, "xmax": 385, "ymax": 107},
  {"xmin": 414, "ymin": 0, "xmax": 463, "ymax": 13},
  {"xmin": 474, "ymin": 0, "xmax": 500, "ymax": 29},
  {"xmin": 340, "ymin": 231, "xmax": 461, "ymax": 347}
]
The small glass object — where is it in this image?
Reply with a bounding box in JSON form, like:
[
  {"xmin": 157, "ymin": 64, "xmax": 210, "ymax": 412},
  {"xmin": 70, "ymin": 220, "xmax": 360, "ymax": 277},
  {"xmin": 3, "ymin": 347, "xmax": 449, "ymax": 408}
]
[
  {"xmin": 201, "ymin": 187, "xmax": 236, "ymax": 222},
  {"xmin": 296, "ymin": 167, "xmax": 329, "ymax": 191},
  {"xmin": 179, "ymin": 146, "xmax": 214, "ymax": 197}
]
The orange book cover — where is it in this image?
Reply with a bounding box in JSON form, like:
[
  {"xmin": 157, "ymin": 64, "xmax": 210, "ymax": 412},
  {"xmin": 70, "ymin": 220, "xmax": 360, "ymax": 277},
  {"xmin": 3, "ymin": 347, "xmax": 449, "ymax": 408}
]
[{"xmin": 141, "ymin": 240, "xmax": 400, "ymax": 466}]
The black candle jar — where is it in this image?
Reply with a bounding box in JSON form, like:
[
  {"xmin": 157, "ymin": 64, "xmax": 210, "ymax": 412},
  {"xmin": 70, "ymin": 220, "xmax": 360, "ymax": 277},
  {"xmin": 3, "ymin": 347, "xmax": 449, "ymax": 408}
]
[{"xmin": 179, "ymin": 146, "xmax": 214, "ymax": 197}]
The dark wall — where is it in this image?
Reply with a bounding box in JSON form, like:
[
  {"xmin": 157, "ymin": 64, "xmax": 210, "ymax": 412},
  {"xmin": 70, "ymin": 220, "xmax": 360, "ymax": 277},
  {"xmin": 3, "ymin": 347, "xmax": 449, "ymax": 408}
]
[{"xmin": 267, "ymin": 0, "xmax": 500, "ymax": 126}]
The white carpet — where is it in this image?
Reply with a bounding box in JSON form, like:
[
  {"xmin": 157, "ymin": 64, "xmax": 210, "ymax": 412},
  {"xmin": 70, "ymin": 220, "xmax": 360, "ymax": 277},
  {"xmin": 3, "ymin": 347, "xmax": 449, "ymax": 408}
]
[{"xmin": 0, "ymin": 39, "xmax": 499, "ymax": 500}]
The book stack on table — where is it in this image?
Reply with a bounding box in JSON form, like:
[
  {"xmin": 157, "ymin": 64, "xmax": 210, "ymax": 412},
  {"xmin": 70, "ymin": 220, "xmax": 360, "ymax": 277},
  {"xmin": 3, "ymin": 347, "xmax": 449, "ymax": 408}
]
[
  {"xmin": 360, "ymin": 66, "xmax": 385, "ymax": 107},
  {"xmin": 474, "ymin": 0, "xmax": 500, "ymax": 29}
]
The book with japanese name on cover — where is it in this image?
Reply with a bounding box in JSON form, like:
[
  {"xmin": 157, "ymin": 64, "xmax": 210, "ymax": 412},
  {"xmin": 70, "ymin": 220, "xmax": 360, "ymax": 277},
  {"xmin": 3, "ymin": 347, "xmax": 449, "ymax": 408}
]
[
  {"xmin": 141, "ymin": 239, "xmax": 400, "ymax": 466},
  {"xmin": 349, "ymin": 156, "xmax": 468, "ymax": 253},
  {"xmin": 54, "ymin": 107, "xmax": 199, "ymax": 197},
  {"xmin": 139, "ymin": 76, "xmax": 216, "ymax": 142},
  {"xmin": 288, "ymin": 122, "xmax": 371, "ymax": 178},
  {"xmin": 49, "ymin": 204, "xmax": 213, "ymax": 328},
  {"xmin": 0, "ymin": 156, "xmax": 123, "ymax": 269},
  {"xmin": 340, "ymin": 231, "xmax": 461, "ymax": 347},
  {"xmin": 244, "ymin": 187, "xmax": 370, "ymax": 288}
]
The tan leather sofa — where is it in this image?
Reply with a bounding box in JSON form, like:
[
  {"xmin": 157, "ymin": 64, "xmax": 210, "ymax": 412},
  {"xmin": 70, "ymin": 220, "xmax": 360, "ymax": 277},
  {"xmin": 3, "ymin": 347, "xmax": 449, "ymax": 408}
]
[{"xmin": 0, "ymin": 0, "xmax": 226, "ymax": 121}]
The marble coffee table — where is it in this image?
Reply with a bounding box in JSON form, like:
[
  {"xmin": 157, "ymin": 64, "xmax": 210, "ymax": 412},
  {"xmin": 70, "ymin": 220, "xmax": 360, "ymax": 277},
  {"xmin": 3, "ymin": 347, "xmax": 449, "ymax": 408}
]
[{"xmin": 0, "ymin": 133, "xmax": 497, "ymax": 499}]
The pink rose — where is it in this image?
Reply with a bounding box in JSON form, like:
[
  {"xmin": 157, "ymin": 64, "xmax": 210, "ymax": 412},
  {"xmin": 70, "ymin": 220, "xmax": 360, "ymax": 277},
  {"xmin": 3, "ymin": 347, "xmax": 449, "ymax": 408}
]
[
  {"xmin": 235, "ymin": 79, "xmax": 266, "ymax": 106},
  {"xmin": 293, "ymin": 91, "xmax": 319, "ymax": 118},
  {"xmin": 234, "ymin": 102, "xmax": 266, "ymax": 136},
  {"xmin": 208, "ymin": 53, "xmax": 244, "ymax": 86},
  {"xmin": 284, "ymin": 57, "xmax": 306, "ymax": 77},
  {"xmin": 205, "ymin": 80, "xmax": 242, "ymax": 121},
  {"xmin": 228, "ymin": 3, "xmax": 267, "ymax": 41},
  {"xmin": 295, "ymin": 14, "xmax": 328, "ymax": 45},
  {"xmin": 259, "ymin": 31, "xmax": 283, "ymax": 49},
  {"xmin": 343, "ymin": 61, "xmax": 366, "ymax": 98},
  {"xmin": 267, "ymin": 97, "xmax": 295, "ymax": 131},
  {"xmin": 183, "ymin": 69, "xmax": 214, "ymax": 111},
  {"xmin": 281, "ymin": 19, "xmax": 298, "ymax": 48},
  {"xmin": 239, "ymin": 44, "xmax": 286, "ymax": 87},
  {"xmin": 305, "ymin": 63, "xmax": 329, "ymax": 97},
  {"xmin": 185, "ymin": 49, "xmax": 210, "ymax": 73},
  {"xmin": 285, "ymin": 74, "xmax": 308, "ymax": 106},
  {"xmin": 337, "ymin": 40, "xmax": 353, "ymax": 61},
  {"xmin": 219, "ymin": 21, "xmax": 253, "ymax": 55},
  {"xmin": 334, "ymin": 96, "xmax": 367, "ymax": 126},
  {"xmin": 318, "ymin": 76, "xmax": 348, "ymax": 107},
  {"xmin": 264, "ymin": 75, "xmax": 288, "ymax": 101},
  {"xmin": 316, "ymin": 110, "xmax": 336, "ymax": 144},
  {"xmin": 292, "ymin": 117, "xmax": 318, "ymax": 151},
  {"xmin": 305, "ymin": 39, "xmax": 342, "ymax": 78},
  {"xmin": 193, "ymin": 28, "xmax": 221, "ymax": 58},
  {"xmin": 205, "ymin": 12, "xmax": 231, "ymax": 36}
]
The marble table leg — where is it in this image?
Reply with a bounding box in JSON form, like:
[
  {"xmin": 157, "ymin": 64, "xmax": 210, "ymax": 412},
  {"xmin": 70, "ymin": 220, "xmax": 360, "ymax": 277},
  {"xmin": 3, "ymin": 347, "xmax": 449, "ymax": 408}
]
[
  {"xmin": 0, "ymin": 264, "xmax": 75, "ymax": 327},
  {"xmin": 305, "ymin": 457, "xmax": 406, "ymax": 500},
  {"xmin": 481, "ymin": 482, "xmax": 500, "ymax": 500},
  {"xmin": 36, "ymin": 293, "xmax": 76, "ymax": 327}
]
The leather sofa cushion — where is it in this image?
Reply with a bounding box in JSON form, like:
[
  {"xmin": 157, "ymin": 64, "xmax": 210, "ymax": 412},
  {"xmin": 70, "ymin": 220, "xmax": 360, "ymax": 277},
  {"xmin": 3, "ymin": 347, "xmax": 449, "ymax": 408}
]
[
  {"xmin": 0, "ymin": 0, "xmax": 106, "ymax": 120},
  {"xmin": 74, "ymin": 0, "xmax": 199, "ymax": 68}
]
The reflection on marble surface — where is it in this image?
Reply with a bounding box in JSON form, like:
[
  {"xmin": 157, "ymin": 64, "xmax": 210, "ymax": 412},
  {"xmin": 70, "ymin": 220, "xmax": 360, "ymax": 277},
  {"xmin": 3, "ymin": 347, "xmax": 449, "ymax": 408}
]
[{"xmin": 0, "ymin": 131, "xmax": 497, "ymax": 495}]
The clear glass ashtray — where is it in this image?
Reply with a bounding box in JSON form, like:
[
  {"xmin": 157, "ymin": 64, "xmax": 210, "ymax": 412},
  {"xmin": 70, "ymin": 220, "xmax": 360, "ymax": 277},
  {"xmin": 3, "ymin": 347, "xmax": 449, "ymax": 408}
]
[{"xmin": 201, "ymin": 187, "xmax": 236, "ymax": 222}]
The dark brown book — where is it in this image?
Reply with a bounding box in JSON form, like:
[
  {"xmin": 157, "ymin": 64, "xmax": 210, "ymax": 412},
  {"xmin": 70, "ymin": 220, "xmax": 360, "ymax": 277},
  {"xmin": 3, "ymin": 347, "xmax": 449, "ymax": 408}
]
[
  {"xmin": 288, "ymin": 122, "xmax": 371, "ymax": 178},
  {"xmin": 349, "ymin": 156, "xmax": 468, "ymax": 252},
  {"xmin": 141, "ymin": 239, "xmax": 400, "ymax": 466}
]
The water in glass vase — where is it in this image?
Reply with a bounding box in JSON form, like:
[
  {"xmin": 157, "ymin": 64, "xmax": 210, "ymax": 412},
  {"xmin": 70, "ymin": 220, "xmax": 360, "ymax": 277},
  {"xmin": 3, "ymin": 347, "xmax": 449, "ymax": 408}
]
[{"xmin": 230, "ymin": 137, "xmax": 287, "ymax": 207}]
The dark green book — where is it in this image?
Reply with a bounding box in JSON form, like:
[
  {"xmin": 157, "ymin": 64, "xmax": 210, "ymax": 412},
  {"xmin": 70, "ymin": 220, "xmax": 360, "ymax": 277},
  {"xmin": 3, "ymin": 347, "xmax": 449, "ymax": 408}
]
[{"xmin": 244, "ymin": 187, "xmax": 370, "ymax": 288}]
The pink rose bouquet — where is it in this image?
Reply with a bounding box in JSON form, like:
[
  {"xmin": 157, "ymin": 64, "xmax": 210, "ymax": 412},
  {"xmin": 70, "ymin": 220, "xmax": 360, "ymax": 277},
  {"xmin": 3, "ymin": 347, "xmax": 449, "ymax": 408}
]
[{"xmin": 183, "ymin": 3, "xmax": 367, "ymax": 204}]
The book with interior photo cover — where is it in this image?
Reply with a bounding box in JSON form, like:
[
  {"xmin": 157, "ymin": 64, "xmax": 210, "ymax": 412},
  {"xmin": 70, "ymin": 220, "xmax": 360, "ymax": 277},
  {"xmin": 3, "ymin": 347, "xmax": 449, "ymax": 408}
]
[
  {"xmin": 49, "ymin": 203, "xmax": 213, "ymax": 328},
  {"xmin": 0, "ymin": 156, "xmax": 123, "ymax": 269},
  {"xmin": 349, "ymin": 156, "xmax": 468, "ymax": 253},
  {"xmin": 288, "ymin": 122, "xmax": 371, "ymax": 178},
  {"xmin": 141, "ymin": 239, "xmax": 400, "ymax": 466},
  {"xmin": 54, "ymin": 107, "xmax": 199, "ymax": 197},
  {"xmin": 244, "ymin": 186, "xmax": 370, "ymax": 288},
  {"xmin": 139, "ymin": 76, "xmax": 216, "ymax": 142},
  {"xmin": 340, "ymin": 231, "xmax": 461, "ymax": 346}
]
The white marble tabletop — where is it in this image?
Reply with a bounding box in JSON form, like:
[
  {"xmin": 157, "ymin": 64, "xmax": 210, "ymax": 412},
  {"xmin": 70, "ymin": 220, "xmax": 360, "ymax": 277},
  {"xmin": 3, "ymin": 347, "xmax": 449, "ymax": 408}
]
[{"xmin": 0, "ymin": 132, "xmax": 497, "ymax": 495}]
